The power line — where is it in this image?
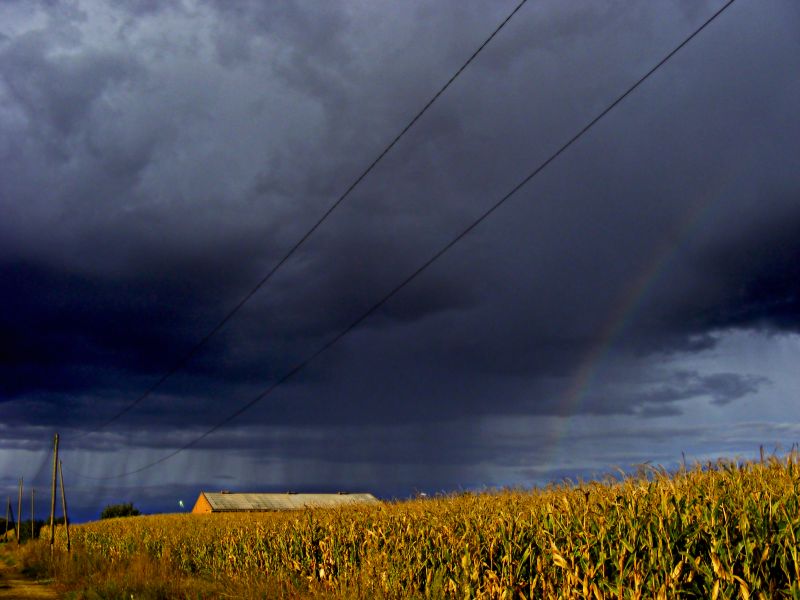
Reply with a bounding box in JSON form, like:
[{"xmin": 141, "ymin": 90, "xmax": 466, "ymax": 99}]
[
  {"xmin": 72, "ymin": 0, "xmax": 737, "ymax": 480},
  {"xmin": 75, "ymin": 0, "xmax": 530, "ymax": 440}
]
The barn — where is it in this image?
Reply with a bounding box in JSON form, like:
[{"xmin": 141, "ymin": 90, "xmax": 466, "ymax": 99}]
[{"xmin": 191, "ymin": 491, "xmax": 380, "ymax": 514}]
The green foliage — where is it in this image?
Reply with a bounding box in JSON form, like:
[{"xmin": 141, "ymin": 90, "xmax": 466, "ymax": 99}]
[{"xmin": 100, "ymin": 503, "xmax": 141, "ymax": 520}]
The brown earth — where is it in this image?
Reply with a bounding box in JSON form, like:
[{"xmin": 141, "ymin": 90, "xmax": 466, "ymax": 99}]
[{"xmin": 0, "ymin": 544, "xmax": 58, "ymax": 599}]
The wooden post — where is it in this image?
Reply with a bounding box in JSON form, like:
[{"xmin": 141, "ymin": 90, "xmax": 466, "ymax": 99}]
[
  {"xmin": 5, "ymin": 501, "xmax": 14, "ymax": 543},
  {"xmin": 31, "ymin": 488, "xmax": 35, "ymax": 540},
  {"xmin": 3, "ymin": 498, "xmax": 9, "ymax": 542},
  {"xmin": 49, "ymin": 433, "xmax": 59, "ymax": 550},
  {"xmin": 58, "ymin": 460, "xmax": 70, "ymax": 553},
  {"xmin": 16, "ymin": 478, "xmax": 22, "ymax": 545}
]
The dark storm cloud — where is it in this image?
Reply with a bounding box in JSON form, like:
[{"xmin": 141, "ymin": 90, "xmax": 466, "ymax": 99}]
[
  {"xmin": 619, "ymin": 370, "xmax": 768, "ymax": 414},
  {"xmin": 2, "ymin": 39, "xmax": 139, "ymax": 141},
  {"xmin": 1, "ymin": 0, "xmax": 799, "ymax": 512},
  {"xmin": 695, "ymin": 209, "xmax": 800, "ymax": 333}
]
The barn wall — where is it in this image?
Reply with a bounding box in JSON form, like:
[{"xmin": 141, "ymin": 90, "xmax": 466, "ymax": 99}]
[{"xmin": 191, "ymin": 493, "xmax": 213, "ymax": 514}]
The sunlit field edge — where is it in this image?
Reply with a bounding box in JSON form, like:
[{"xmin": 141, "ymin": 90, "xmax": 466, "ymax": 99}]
[{"xmin": 12, "ymin": 454, "xmax": 800, "ymax": 599}]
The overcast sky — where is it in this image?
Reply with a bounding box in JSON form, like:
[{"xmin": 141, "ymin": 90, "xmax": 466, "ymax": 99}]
[{"xmin": 1, "ymin": 0, "xmax": 799, "ymax": 521}]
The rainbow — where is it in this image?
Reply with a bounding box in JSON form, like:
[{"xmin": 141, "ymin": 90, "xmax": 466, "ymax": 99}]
[{"xmin": 541, "ymin": 173, "xmax": 735, "ymax": 467}]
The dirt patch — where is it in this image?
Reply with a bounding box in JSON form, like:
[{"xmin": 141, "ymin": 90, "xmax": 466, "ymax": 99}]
[{"xmin": 0, "ymin": 545, "xmax": 58, "ymax": 599}]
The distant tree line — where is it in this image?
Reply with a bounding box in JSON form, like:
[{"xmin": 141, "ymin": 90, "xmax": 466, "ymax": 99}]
[
  {"xmin": 1, "ymin": 517, "xmax": 67, "ymax": 543},
  {"xmin": 100, "ymin": 503, "xmax": 141, "ymax": 519}
]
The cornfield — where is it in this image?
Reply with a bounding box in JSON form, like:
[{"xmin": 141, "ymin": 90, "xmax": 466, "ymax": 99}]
[{"xmin": 54, "ymin": 455, "xmax": 800, "ymax": 598}]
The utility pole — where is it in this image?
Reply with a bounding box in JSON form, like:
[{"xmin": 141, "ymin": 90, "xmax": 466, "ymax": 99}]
[
  {"xmin": 31, "ymin": 488, "xmax": 35, "ymax": 540},
  {"xmin": 3, "ymin": 498, "xmax": 9, "ymax": 542},
  {"xmin": 6, "ymin": 501, "xmax": 15, "ymax": 542},
  {"xmin": 49, "ymin": 433, "xmax": 59, "ymax": 550},
  {"xmin": 59, "ymin": 460, "xmax": 70, "ymax": 553},
  {"xmin": 16, "ymin": 478, "xmax": 22, "ymax": 545}
]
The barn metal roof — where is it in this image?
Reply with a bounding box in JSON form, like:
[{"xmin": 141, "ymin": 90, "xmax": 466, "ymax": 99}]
[{"xmin": 201, "ymin": 492, "xmax": 380, "ymax": 512}]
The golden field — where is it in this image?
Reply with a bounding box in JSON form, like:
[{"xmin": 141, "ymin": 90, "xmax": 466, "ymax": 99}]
[{"xmin": 17, "ymin": 454, "xmax": 800, "ymax": 598}]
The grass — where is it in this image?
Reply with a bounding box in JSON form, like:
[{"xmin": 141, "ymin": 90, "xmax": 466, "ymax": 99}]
[{"xmin": 8, "ymin": 453, "xmax": 800, "ymax": 598}]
